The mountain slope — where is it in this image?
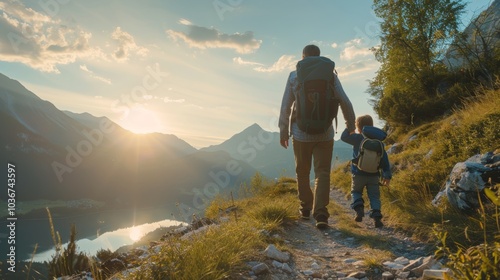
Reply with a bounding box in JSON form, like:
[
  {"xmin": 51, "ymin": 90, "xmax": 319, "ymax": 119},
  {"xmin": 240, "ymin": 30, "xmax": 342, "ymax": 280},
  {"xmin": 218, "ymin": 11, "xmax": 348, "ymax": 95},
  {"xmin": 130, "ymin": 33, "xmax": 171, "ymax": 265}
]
[
  {"xmin": 0, "ymin": 73, "xmax": 94, "ymax": 147},
  {"xmin": 0, "ymin": 73, "xmax": 256, "ymax": 208},
  {"xmin": 201, "ymin": 123, "xmax": 352, "ymax": 178}
]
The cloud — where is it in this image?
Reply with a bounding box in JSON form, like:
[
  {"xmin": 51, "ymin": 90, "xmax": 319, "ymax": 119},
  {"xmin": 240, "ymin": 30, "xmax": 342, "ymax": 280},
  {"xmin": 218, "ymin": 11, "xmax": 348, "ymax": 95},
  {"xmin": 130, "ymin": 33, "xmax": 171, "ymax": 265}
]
[
  {"xmin": 111, "ymin": 27, "xmax": 149, "ymax": 61},
  {"xmin": 337, "ymin": 59, "xmax": 379, "ymax": 77},
  {"xmin": 178, "ymin": 18, "xmax": 192, "ymax": 26},
  {"xmin": 254, "ymin": 55, "xmax": 296, "ymax": 73},
  {"xmin": 0, "ymin": 0, "xmax": 100, "ymax": 73},
  {"xmin": 166, "ymin": 21, "xmax": 261, "ymax": 54},
  {"xmin": 233, "ymin": 57, "xmax": 263, "ymax": 66},
  {"xmin": 340, "ymin": 38, "xmax": 373, "ymax": 61},
  {"xmin": 79, "ymin": 64, "xmax": 112, "ymax": 85},
  {"xmin": 331, "ymin": 43, "xmax": 338, "ymax": 48}
]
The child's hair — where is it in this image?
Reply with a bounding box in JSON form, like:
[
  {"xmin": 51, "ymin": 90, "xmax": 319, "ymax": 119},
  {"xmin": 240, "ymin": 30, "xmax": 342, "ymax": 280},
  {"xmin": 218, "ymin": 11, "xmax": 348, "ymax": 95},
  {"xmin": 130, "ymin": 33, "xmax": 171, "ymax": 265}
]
[{"xmin": 356, "ymin": 115, "xmax": 373, "ymax": 132}]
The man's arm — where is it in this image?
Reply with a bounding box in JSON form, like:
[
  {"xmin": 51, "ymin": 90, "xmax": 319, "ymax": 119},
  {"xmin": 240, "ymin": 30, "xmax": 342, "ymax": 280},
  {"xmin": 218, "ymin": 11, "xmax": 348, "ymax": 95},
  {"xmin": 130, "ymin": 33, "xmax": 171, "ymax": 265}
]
[
  {"xmin": 278, "ymin": 72, "xmax": 296, "ymax": 149},
  {"xmin": 332, "ymin": 74, "xmax": 356, "ymax": 132}
]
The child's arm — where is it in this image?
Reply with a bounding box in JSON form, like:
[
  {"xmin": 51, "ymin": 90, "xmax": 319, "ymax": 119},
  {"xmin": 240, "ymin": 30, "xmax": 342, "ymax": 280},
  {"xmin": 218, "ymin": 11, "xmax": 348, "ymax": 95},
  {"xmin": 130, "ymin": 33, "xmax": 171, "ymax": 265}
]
[
  {"xmin": 380, "ymin": 151, "xmax": 392, "ymax": 187},
  {"xmin": 340, "ymin": 128, "xmax": 357, "ymax": 145}
]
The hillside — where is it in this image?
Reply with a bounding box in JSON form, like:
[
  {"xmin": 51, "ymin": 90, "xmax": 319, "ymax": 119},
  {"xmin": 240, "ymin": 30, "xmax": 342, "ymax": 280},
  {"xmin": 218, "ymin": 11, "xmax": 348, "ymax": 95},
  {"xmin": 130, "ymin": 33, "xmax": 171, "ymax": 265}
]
[
  {"xmin": 200, "ymin": 123, "xmax": 352, "ymax": 178},
  {"xmin": 16, "ymin": 87, "xmax": 497, "ymax": 279}
]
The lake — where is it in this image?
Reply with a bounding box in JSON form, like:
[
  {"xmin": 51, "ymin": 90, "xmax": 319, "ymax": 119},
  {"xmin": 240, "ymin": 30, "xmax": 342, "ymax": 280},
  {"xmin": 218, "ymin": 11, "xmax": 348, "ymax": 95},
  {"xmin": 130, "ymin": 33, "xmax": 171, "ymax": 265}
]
[
  {"xmin": 0, "ymin": 204, "xmax": 186, "ymax": 261},
  {"xmin": 30, "ymin": 218, "xmax": 186, "ymax": 262}
]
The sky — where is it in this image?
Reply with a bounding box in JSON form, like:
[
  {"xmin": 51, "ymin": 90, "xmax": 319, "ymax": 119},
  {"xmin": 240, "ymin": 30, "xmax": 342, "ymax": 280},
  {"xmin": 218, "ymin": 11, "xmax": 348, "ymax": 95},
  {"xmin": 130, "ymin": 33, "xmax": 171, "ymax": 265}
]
[{"xmin": 0, "ymin": 0, "xmax": 494, "ymax": 148}]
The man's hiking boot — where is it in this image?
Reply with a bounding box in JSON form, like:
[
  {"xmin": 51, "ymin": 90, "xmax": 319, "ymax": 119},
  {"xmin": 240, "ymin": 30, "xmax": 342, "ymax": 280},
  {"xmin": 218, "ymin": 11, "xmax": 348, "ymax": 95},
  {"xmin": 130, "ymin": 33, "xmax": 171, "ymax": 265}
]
[
  {"xmin": 299, "ymin": 209, "xmax": 310, "ymax": 220},
  {"xmin": 354, "ymin": 205, "xmax": 364, "ymax": 222},
  {"xmin": 315, "ymin": 215, "xmax": 329, "ymax": 230},
  {"xmin": 374, "ymin": 217, "xmax": 384, "ymax": 228}
]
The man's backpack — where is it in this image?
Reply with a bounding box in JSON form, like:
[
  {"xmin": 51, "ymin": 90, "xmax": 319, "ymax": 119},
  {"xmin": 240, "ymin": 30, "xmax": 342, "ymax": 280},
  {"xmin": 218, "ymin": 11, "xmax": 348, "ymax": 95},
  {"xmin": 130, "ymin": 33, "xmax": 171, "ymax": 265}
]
[
  {"xmin": 295, "ymin": 56, "xmax": 339, "ymax": 134},
  {"xmin": 354, "ymin": 126, "xmax": 387, "ymax": 173}
]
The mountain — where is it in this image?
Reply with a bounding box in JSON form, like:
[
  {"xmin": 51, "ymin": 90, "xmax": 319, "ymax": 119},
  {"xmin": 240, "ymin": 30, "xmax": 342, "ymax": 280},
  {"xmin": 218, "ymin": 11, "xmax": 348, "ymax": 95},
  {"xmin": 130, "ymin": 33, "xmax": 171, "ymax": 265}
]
[
  {"xmin": 444, "ymin": 0, "xmax": 500, "ymax": 69},
  {"xmin": 0, "ymin": 73, "xmax": 256, "ymax": 211},
  {"xmin": 0, "ymin": 74, "xmax": 94, "ymax": 148},
  {"xmin": 201, "ymin": 123, "xmax": 352, "ymax": 178}
]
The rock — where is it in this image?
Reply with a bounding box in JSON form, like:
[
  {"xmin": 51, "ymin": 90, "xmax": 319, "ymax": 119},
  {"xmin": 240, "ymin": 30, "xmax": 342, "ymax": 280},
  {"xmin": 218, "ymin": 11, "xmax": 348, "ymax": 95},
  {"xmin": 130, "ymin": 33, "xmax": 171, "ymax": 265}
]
[
  {"xmin": 344, "ymin": 258, "xmax": 358, "ymax": 264},
  {"xmin": 393, "ymin": 256, "xmax": 410, "ymax": 265},
  {"xmin": 303, "ymin": 270, "xmax": 314, "ymax": 276},
  {"xmin": 387, "ymin": 143, "xmax": 403, "ymax": 154},
  {"xmin": 264, "ymin": 244, "xmax": 290, "ymax": 262},
  {"xmin": 382, "ymin": 271, "xmax": 394, "ymax": 279},
  {"xmin": 311, "ymin": 262, "xmax": 321, "ymax": 270},
  {"xmin": 396, "ymin": 271, "xmax": 411, "ymax": 279},
  {"xmin": 422, "ymin": 268, "xmax": 453, "ymax": 279},
  {"xmin": 403, "ymin": 257, "xmax": 423, "ymax": 271},
  {"xmin": 433, "ymin": 151, "xmax": 500, "ymax": 211},
  {"xmin": 272, "ymin": 260, "xmax": 283, "ymax": 268},
  {"xmin": 410, "ymin": 256, "xmax": 437, "ymax": 277},
  {"xmin": 383, "ymin": 260, "xmax": 405, "ymax": 270},
  {"xmin": 348, "ymin": 271, "xmax": 366, "ymax": 278},
  {"xmin": 282, "ymin": 263, "xmax": 293, "ymax": 273},
  {"xmin": 251, "ymin": 263, "xmax": 269, "ymax": 275}
]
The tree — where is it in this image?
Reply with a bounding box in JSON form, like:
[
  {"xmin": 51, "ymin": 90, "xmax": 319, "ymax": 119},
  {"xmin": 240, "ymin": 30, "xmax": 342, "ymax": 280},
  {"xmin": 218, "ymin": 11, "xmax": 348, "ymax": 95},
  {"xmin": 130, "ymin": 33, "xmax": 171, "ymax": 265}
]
[{"xmin": 369, "ymin": 0, "xmax": 466, "ymax": 126}]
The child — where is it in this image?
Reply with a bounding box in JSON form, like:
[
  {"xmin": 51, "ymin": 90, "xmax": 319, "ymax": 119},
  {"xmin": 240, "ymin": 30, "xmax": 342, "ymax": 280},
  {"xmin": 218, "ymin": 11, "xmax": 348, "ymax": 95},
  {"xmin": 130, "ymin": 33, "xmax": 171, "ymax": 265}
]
[{"xmin": 341, "ymin": 115, "xmax": 391, "ymax": 228}]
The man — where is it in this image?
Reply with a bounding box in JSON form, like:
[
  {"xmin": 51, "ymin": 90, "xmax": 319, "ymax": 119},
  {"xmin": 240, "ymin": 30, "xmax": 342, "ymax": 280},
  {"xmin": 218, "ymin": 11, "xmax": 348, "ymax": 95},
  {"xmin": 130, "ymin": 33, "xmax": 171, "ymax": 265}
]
[{"xmin": 279, "ymin": 44, "xmax": 356, "ymax": 229}]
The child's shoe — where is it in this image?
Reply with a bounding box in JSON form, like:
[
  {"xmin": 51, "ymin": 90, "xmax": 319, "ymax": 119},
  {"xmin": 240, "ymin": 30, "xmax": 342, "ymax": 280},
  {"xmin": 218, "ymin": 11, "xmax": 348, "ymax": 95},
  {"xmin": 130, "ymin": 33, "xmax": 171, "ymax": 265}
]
[
  {"xmin": 354, "ymin": 205, "xmax": 364, "ymax": 222},
  {"xmin": 369, "ymin": 209, "xmax": 383, "ymax": 228}
]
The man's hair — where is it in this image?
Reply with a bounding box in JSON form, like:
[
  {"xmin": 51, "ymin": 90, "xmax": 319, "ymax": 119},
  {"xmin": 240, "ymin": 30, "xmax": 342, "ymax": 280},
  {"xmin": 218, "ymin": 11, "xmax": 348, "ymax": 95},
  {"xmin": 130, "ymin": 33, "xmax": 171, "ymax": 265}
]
[
  {"xmin": 356, "ymin": 115, "xmax": 373, "ymax": 132},
  {"xmin": 302, "ymin": 44, "xmax": 320, "ymax": 57}
]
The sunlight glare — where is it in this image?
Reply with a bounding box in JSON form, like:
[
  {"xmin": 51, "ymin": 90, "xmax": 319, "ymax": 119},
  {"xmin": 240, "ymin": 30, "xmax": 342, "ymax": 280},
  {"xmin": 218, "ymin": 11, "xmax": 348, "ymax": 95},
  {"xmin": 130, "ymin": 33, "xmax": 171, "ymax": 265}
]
[
  {"xmin": 129, "ymin": 226, "xmax": 143, "ymax": 241},
  {"xmin": 120, "ymin": 106, "xmax": 165, "ymax": 134}
]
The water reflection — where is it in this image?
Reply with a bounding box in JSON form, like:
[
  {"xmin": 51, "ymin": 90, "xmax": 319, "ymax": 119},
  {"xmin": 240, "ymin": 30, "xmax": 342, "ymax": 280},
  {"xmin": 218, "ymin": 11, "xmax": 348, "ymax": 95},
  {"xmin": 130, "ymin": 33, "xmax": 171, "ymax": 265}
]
[{"xmin": 31, "ymin": 219, "xmax": 185, "ymax": 263}]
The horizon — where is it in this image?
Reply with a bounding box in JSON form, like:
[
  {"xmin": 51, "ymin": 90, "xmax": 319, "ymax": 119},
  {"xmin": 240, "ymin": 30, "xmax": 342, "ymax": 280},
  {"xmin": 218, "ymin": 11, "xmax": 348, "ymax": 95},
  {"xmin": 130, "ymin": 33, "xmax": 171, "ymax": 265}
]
[{"xmin": 0, "ymin": 0, "xmax": 493, "ymax": 148}]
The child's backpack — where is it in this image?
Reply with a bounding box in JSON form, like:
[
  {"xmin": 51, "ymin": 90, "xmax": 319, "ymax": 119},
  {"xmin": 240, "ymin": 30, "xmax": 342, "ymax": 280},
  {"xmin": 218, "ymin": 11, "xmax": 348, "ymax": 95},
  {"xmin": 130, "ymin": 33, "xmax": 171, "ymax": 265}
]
[
  {"xmin": 355, "ymin": 126, "xmax": 387, "ymax": 173},
  {"xmin": 295, "ymin": 56, "xmax": 339, "ymax": 134}
]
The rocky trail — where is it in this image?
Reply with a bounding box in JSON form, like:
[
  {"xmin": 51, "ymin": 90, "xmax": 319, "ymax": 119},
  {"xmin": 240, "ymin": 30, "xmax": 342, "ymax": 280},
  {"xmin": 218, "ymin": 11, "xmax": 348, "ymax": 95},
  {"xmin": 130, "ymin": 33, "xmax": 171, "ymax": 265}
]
[
  {"xmin": 249, "ymin": 188, "xmax": 443, "ymax": 280},
  {"xmin": 102, "ymin": 187, "xmax": 447, "ymax": 280}
]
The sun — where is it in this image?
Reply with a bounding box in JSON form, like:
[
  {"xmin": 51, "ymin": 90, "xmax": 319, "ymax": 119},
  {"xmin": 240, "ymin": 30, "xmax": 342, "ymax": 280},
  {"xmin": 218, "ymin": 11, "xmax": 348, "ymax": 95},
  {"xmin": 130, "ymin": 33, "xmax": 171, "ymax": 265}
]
[
  {"xmin": 129, "ymin": 226, "xmax": 143, "ymax": 241},
  {"xmin": 120, "ymin": 106, "xmax": 165, "ymax": 134}
]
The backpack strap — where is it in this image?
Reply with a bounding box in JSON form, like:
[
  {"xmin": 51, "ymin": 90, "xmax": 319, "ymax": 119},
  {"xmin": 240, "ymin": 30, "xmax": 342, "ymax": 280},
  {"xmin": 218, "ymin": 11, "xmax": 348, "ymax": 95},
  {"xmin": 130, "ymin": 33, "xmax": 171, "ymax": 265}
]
[{"xmin": 328, "ymin": 78, "xmax": 338, "ymax": 133}]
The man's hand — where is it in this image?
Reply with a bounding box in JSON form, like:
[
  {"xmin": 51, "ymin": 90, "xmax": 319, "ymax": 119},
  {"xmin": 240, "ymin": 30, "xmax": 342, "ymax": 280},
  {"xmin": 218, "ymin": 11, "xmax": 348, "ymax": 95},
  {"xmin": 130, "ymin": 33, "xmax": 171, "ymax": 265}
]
[{"xmin": 280, "ymin": 139, "xmax": 289, "ymax": 149}]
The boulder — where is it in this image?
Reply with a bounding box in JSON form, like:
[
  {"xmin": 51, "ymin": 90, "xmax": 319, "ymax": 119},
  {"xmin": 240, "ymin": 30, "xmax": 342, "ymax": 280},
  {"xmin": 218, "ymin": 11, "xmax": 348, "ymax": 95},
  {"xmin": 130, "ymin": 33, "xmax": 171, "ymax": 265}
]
[{"xmin": 433, "ymin": 151, "xmax": 500, "ymax": 211}]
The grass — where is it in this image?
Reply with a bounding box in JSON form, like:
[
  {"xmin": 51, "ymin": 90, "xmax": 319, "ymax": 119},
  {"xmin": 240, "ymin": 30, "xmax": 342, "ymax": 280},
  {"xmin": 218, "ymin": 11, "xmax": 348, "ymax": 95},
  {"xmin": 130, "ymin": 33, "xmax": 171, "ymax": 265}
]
[
  {"xmin": 122, "ymin": 176, "xmax": 299, "ymax": 279},
  {"xmin": 28, "ymin": 87, "xmax": 500, "ymax": 279},
  {"xmin": 332, "ymin": 87, "xmax": 500, "ymax": 242},
  {"xmin": 332, "ymin": 86, "xmax": 500, "ymax": 277}
]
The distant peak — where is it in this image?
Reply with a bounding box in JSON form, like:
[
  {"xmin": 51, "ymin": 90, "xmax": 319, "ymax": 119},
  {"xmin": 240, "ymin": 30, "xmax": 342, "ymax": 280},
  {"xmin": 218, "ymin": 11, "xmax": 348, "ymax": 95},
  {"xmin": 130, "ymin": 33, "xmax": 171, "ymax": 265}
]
[
  {"xmin": 0, "ymin": 72, "xmax": 41, "ymax": 100},
  {"xmin": 246, "ymin": 123, "xmax": 263, "ymax": 131}
]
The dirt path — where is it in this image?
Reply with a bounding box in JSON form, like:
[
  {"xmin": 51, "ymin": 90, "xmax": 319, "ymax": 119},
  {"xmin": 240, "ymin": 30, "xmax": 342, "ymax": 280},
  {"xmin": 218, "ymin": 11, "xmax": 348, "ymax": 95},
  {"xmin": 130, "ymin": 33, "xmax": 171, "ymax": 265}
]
[{"xmin": 274, "ymin": 188, "xmax": 433, "ymax": 279}]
